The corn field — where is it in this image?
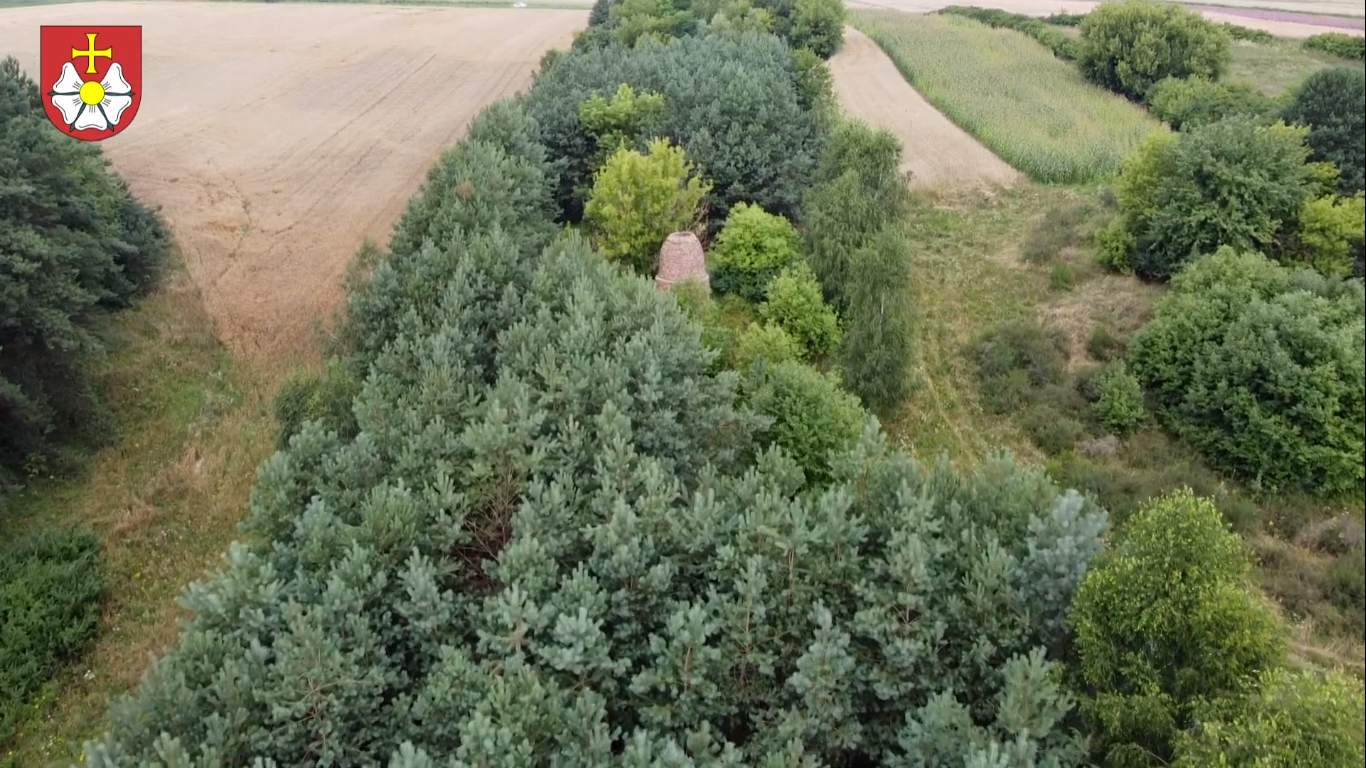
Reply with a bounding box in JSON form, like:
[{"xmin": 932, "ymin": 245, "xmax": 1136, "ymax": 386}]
[{"xmin": 855, "ymin": 11, "xmax": 1166, "ymax": 184}]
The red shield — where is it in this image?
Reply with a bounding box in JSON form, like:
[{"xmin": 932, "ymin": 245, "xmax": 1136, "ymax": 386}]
[{"xmin": 40, "ymin": 25, "xmax": 142, "ymax": 141}]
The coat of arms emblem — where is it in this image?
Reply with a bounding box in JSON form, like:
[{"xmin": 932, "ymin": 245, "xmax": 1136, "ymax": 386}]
[{"xmin": 40, "ymin": 25, "xmax": 142, "ymax": 140}]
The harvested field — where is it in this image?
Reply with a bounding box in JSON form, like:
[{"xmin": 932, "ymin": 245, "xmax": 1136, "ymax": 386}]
[
  {"xmin": 844, "ymin": 1, "xmax": 1365, "ymax": 37},
  {"xmin": 828, "ymin": 26, "xmax": 1022, "ymax": 190},
  {"xmin": 0, "ymin": 1, "xmax": 585, "ymax": 365}
]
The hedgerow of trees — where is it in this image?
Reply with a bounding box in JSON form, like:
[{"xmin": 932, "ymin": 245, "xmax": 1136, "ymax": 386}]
[
  {"xmin": 1076, "ymin": 0, "xmax": 1231, "ymax": 101},
  {"xmin": 2, "ymin": 55, "xmax": 164, "ymax": 747}
]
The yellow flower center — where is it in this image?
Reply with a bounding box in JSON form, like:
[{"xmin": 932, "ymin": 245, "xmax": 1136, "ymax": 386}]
[{"xmin": 79, "ymin": 80, "xmax": 105, "ymax": 106}]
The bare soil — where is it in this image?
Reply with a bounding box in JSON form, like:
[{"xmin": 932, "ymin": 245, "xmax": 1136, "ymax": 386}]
[
  {"xmin": 828, "ymin": 26, "xmax": 1022, "ymax": 191},
  {"xmin": 845, "ymin": 1, "xmax": 1364, "ymax": 37},
  {"xmin": 0, "ymin": 1, "xmax": 585, "ymax": 364}
]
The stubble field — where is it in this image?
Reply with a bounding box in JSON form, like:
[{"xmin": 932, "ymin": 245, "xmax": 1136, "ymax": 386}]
[{"xmin": 0, "ymin": 1, "xmax": 586, "ymax": 365}]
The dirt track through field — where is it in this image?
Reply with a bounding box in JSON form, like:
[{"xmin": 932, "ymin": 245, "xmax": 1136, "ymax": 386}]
[
  {"xmin": 0, "ymin": 2, "xmax": 584, "ymax": 364},
  {"xmin": 828, "ymin": 26, "xmax": 1022, "ymax": 190}
]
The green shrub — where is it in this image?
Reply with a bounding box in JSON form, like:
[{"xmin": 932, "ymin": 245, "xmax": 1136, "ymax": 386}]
[
  {"xmin": 1104, "ymin": 117, "xmax": 1324, "ymax": 279},
  {"xmin": 577, "ymin": 83, "xmax": 667, "ymax": 172},
  {"xmin": 1087, "ymin": 325, "xmax": 1127, "ymax": 362},
  {"xmin": 523, "ymin": 32, "xmax": 824, "ymax": 224},
  {"xmin": 803, "ymin": 119, "xmax": 909, "ymax": 312},
  {"xmin": 1, "ymin": 526, "xmax": 107, "ymax": 741},
  {"xmin": 670, "ymin": 278, "xmax": 736, "ymax": 372},
  {"xmin": 1328, "ymin": 549, "xmax": 1365, "ymax": 630},
  {"xmin": 707, "ymin": 202, "xmax": 802, "ymax": 302},
  {"xmin": 838, "ymin": 225, "xmax": 914, "ymax": 414},
  {"xmin": 1049, "ymin": 263, "xmax": 1077, "ymax": 291},
  {"xmin": 1174, "ymin": 668, "xmax": 1366, "ymax": 767},
  {"xmin": 1145, "ymin": 75, "xmax": 1277, "ymax": 131},
  {"xmin": 1092, "ymin": 360, "xmax": 1146, "ymax": 434},
  {"xmin": 743, "ymin": 360, "xmax": 865, "ymax": 484},
  {"xmin": 584, "ymin": 138, "xmax": 711, "ymax": 275},
  {"xmin": 789, "ymin": 46, "xmax": 835, "ymax": 115},
  {"xmin": 1292, "ymin": 193, "xmax": 1366, "ymax": 277},
  {"xmin": 1044, "ymin": 11, "xmax": 1086, "ymax": 27},
  {"xmin": 1219, "ymin": 22, "xmax": 1273, "ymax": 44},
  {"xmin": 1303, "ymin": 32, "xmax": 1366, "ymax": 62},
  {"xmin": 758, "ymin": 262, "xmax": 841, "ymax": 359},
  {"xmin": 731, "ymin": 320, "xmax": 803, "ymax": 369},
  {"xmin": 788, "ymin": 0, "xmax": 844, "ymax": 58},
  {"xmin": 974, "ymin": 319, "xmax": 1070, "ymax": 414},
  {"xmin": 1023, "ymin": 405, "xmax": 1087, "ymax": 454},
  {"xmin": 1071, "ymin": 489, "xmax": 1284, "ymax": 766},
  {"xmin": 1281, "ymin": 66, "xmax": 1365, "ymax": 195},
  {"xmin": 608, "ymin": 0, "xmax": 694, "ymax": 46},
  {"xmin": 1, "ymin": 56, "xmax": 171, "ymax": 477},
  {"xmin": 1128, "ymin": 248, "xmax": 1365, "ymax": 495},
  {"xmin": 1077, "ymin": 0, "xmax": 1231, "ymax": 100},
  {"xmin": 273, "ymin": 360, "xmax": 361, "ymax": 449}
]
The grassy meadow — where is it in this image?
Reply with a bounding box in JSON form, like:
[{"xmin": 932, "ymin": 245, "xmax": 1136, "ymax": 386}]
[
  {"xmin": 853, "ymin": 11, "xmax": 1164, "ymax": 184},
  {"xmin": 1, "ymin": 267, "xmax": 279, "ymax": 768},
  {"xmin": 1228, "ymin": 37, "xmax": 1366, "ymax": 96}
]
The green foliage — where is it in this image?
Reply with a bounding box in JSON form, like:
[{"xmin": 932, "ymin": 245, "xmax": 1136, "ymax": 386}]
[
  {"xmin": 974, "ymin": 319, "xmax": 1069, "ymax": 415},
  {"xmin": 1077, "ymin": 0, "xmax": 1232, "ymax": 100},
  {"xmin": 1303, "ymin": 32, "xmax": 1366, "ymax": 62},
  {"xmin": 1145, "ymin": 75, "xmax": 1277, "ymax": 131},
  {"xmin": 1045, "ymin": 12, "xmax": 1087, "ymax": 27},
  {"xmin": 1091, "ymin": 361, "xmax": 1146, "ymax": 435},
  {"xmin": 523, "ymin": 32, "xmax": 825, "ymax": 224},
  {"xmin": 1174, "ymin": 668, "xmax": 1366, "ymax": 767},
  {"xmin": 838, "ymin": 227, "xmax": 914, "ymax": 415},
  {"xmin": 577, "ymin": 83, "xmax": 667, "ymax": 171},
  {"xmin": 1219, "ymin": 22, "xmax": 1274, "ymax": 44},
  {"xmin": 1292, "ymin": 193, "xmax": 1366, "ymax": 277},
  {"xmin": 1, "ymin": 57, "xmax": 171, "ymax": 478},
  {"xmin": 670, "ymin": 279, "xmax": 736, "ymax": 372},
  {"xmin": 609, "ymin": 0, "xmax": 694, "ymax": 46},
  {"xmin": 1071, "ymin": 489, "xmax": 1283, "ymax": 767},
  {"xmin": 1281, "ymin": 66, "xmax": 1365, "ymax": 194},
  {"xmin": 700, "ymin": 0, "xmax": 775, "ymax": 35},
  {"xmin": 939, "ymin": 6, "xmax": 1082, "ymax": 61},
  {"xmin": 707, "ymin": 202, "xmax": 802, "ymax": 302},
  {"xmin": 1105, "ymin": 117, "xmax": 1323, "ymax": 279},
  {"xmin": 788, "ymin": 46, "xmax": 835, "ymax": 115},
  {"xmin": 1049, "ymin": 263, "xmax": 1077, "ymax": 291},
  {"xmin": 788, "ymin": 0, "xmax": 844, "ymax": 58},
  {"xmin": 1128, "ymin": 248, "xmax": 1365, "ymax": 495},
  {"xmin": 273, "ymin": 360, "xmax": 361, "ymax": 449},
  {"xmin": 1086, "ymin": 325, "xmax": 1126, "ymax": 362},
  {"xmin": 858, "ymin": 11, "xmax": 1164, "ymax": 184},
  {"xmin": 742, "ymin": 360, "xmax": 864, "ymax": 484},
  {"xmin": 731, "ymin": 321, "xmax": 802, "ymax": 370},
  {"xmin": 803, "ymin": 119, "xmax": 909, "ymax": 312},
  {"xmin": 758, "ymin": 261, "xmax": 841, "ymax": 359},
  {"xmin": 584, "ymin": 138, "xmax": 711, "ymax": 275},
  {"xmin": 83, "ymin": 92, "xmax": 1111, "ymax": 763},
  {"xmin": 1, "ymin": 526, "xmax": 107, "ymax": 742}
]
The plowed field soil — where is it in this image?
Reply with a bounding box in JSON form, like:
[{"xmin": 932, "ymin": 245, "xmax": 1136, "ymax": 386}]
[{"xmin": 0, "ymin": 1, "xmax": 585, "ymax": 363}]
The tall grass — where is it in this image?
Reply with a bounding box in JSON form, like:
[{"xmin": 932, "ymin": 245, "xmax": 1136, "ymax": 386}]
[{"xmin": 854, "ymin": 11, "xmax": 1165, "ymax": 184}]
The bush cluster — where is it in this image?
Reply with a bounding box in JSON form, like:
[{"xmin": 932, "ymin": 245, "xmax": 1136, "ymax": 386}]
[
  {"xmin": 1077, "ymin": 0, "xmax": 1231, "ymax": 100},
  {"xmin": 523, "ymin": 32, "xmax": 825, "ymax": 225},
  {"xmin": 1, "ymin": 57, "xmax": 171, "ymax": 481},
  {"xmin": 707, "ymin": 201, "xmax": 802, "ymax": 302},
  {"xmin": 1127, "ymin": 248, "xmax": 1365, "ymax": 495},
  {"xmin": 1098, "ymin": 116, "xmax": 1326, "ymax": 279},
  {"xmin": 1281, "ymin": 66, "xmax": 1365, "ymax": 196},
  {"xmin": 1303, "ymin": 31, "xmax": 1366, "ymax": 61},
  {"xmin": 757, "ymin": 262, "xmax": 841, "ymax": 359},
  {"xmin": 1144, "ymin": 75, "xmax": 1277, "ymax": 132},
  {"xmin": 584, "ymin": 138, "xmax": 711, "ymax": 275},
  {"xmin": 1071, "ymin": 490, "xmax": 1283, "ymax": 765},
  {"xmin": 1, "ymin": 526, "xmax": 107, "ymax": 742},
  {"xmin": 939, "ymin": 5, "xmax": 1081, "ymax": 60}
]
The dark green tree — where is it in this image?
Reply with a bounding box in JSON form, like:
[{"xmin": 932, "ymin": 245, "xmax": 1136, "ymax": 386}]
[{"xmin": 1281, "ymin": 66, "xmax": 1366, "ymax": 195}]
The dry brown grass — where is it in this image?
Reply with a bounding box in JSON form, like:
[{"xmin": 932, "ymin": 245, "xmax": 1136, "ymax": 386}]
[
  {"xmin": 2, "ymin": 266, "xmax": 280, "ymax": 767},
  {"xmin": 1037, "ymin": 274, "xmax": 1164, "ymax": 370}
]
